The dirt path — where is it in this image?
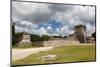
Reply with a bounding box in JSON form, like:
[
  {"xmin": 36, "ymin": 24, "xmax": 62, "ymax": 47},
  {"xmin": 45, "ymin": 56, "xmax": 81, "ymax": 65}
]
[
  {"xmin": 12, "ymin": 47, "xmax": 54, "ymax": 61},
  {"xmin": 12, "ymin": 44, "xmax": 95, "ymax": 61}
]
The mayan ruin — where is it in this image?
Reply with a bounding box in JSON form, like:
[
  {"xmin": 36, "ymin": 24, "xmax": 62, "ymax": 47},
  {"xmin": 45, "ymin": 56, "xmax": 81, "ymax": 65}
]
[
  {"xmin": 12, "ymin": 1, "xmax": 96, "ymax": 66},
  {"xmin": 12, "ymin": 23, "xmax": 95, "ymax": 47}
]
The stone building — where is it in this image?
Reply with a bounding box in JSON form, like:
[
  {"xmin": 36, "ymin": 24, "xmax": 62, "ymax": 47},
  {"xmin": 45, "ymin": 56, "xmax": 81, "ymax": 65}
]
[
  {"xmin": 19, "ymin": 32, "xmax": 32, "ymax": 46},
  {"xmin": 12, "ymin": 23, "xmax": 95, "ymax": 47},
  {"xmin": 74, "ymin": 25, "xmax": 86, "ymax": 43},
  {"xmin": 86, "ymin": 37, "xmax": 95, "ymax": 43}
]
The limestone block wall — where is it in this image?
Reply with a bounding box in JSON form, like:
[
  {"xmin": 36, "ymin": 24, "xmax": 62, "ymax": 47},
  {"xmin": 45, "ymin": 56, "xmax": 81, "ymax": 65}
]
[
  {"xmin": 43, "ymin": 40, "xmax": 79, "ymax": 47},
  {"xmin": 32, "ymin": 41, "xmax": 44, "ymax": 47},
  {"xmin": 32, "ymin": 39, "xmax": 79, "ymax": 47}
]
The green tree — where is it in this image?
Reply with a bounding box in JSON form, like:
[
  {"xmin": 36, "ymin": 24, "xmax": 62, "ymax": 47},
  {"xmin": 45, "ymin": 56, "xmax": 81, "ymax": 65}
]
[
  {"xmin": 92, "ymin": 32, "xmax": 96, "ymax": 38},
  {"xmin": 12, "ymin": 23, "xmax": 16, "ymax": 45},
  {"xmin": 41, "ymin": 35, "xmax": 51, "ymax": 41},
  {"xmin": 31, "ymin": 34, "xmax": 41, "ymax": 42},
  {"xmin": 13, "ymin": 33, "xmax": 22, "ymax": 45},
  {"xmin": 31, "ymin": 34, "xmax": 51, "ymax": 42}
]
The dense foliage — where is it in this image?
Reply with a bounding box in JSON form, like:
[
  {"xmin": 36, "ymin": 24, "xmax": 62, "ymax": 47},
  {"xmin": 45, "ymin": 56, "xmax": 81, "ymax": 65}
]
[
  {"xmin": 30, "ymin": 34, "xmax": 51, "ymax": 42},
  {"xmin": 12, "ymin": 33, "xmax": 22, "ymax": 45},
  {"xmin": 92, "ymin": 32, "xmax": 96, "ymax": 38}
]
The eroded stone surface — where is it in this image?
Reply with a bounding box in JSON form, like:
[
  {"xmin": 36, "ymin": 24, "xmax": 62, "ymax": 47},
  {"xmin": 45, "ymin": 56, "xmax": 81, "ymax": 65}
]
[{"xmin": 39, "ymin": 55, "xmax": 57, "ymax": 62}]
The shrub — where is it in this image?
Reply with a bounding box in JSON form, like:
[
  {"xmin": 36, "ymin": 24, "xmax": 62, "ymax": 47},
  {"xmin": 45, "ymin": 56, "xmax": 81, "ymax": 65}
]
[{"xmin": 31, "ymin": 34, "xmax": 51, "ymax": 42}]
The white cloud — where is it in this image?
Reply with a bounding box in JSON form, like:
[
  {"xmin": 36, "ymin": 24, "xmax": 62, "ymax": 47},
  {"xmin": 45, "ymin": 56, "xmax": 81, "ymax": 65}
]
[
  {"xmin": 69, "ymin": 30, "xmax": 74, "ymax": 34},
  {"xmin": 12, "ymin": 1, "xmax": 95, "ymax": 36},
  {"xmin": 60, "ymin": 25, "xmax": 70, "ymax": 36},
  {"xmin": 61, "ymin": 26, "xmax": 69, "ymax": 33},
  {"xmin": 55, "ymin": 28, "xmax": 60, "ymax": 33},
  {"xmin": 47, "ymin": 26, "xmax": 53, "ymax": 33},
  {"xmin": 15, "ymin": 26, "xmax": 24, "ymax": 33},
  {"xmin": 47, "ymin": 26, "xmax": 52, "ymax": 30},
  {"xmin": 86, "ymin": 23, "xmax": 95, "ymax": 36},
  {"xmin": 37, "ymin": 27, "xmax": 48, "ymax": 36},
  {"xmin": 12, "ymin": 1, "xmax": 53, "ymax": 23}
]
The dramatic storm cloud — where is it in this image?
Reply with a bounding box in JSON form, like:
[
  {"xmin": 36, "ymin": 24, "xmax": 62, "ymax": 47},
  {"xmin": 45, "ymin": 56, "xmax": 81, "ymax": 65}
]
[{"xmin": 12, "ymin": 1, "xmax": 95, "ymax": 36}]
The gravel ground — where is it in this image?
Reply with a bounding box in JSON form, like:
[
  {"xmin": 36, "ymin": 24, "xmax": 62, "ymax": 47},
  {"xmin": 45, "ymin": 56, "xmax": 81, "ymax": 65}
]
[{"xmin": 12, "ymin": 47, "xmax": 54, "ymax": 61}]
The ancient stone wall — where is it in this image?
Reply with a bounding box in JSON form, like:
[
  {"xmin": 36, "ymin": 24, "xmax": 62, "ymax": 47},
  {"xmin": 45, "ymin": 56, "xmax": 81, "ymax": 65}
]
[
  {"xmin": 32, "ymin": 41, "xmax": 44, "ymax": 47},
  {"xmin": 32, "ymin": 39, "xmax": 79, "ymax": 47}
]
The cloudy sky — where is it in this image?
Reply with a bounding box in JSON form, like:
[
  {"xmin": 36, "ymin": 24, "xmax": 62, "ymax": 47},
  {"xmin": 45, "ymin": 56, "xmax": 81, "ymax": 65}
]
[{"xmin": 12, "ymin": 1, "xmax": 96, "ymax": 36}]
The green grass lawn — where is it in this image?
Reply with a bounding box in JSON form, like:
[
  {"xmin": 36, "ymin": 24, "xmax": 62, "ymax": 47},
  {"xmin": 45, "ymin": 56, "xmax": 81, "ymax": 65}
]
[{"xmin": 12, "ymin": 45, "xmax": 96, "ymax": 66}]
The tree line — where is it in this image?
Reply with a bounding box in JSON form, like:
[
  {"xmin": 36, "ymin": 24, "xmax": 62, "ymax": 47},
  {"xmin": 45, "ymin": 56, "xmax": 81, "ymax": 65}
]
[
  {"xmin": 12, "ymin": 33, "xmax": 51, "ymax": 45},
  {"xmin": 12, "ymin": 32, "xmax": 68, "ymax": 45}
]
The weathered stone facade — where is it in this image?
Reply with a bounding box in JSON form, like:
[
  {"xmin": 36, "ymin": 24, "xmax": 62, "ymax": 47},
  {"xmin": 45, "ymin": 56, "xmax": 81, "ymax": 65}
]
[
  {"xmin": 32, "ymin": 39, "xmax": 79, "ymax": 47},
  {"xmin": 14, "ymin": 24, "xmax": 95, "ymax": 47},
  {"xmin": 86, "ymin": 37, "xmax": 95, "ymax": 43},
  {"xmin": 19, "ymin": 32, "xmax": 32, "ymax": 46},
  {"xmin": 74, "ymin": 25, "xmax": 86, "ymax": 43}
]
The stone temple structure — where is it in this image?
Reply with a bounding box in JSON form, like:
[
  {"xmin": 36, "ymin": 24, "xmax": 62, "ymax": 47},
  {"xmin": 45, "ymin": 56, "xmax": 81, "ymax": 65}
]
[
  {"xmin": 12, "ymin": 23, "xmax": 95, "ymax": 47},
  {"xmin": 19, "ymin": 32, "xmax": 32, "ymax": 46},
  {"xmin": 74, "ymin": 25, "xmax": 86, "ymax": 43}
]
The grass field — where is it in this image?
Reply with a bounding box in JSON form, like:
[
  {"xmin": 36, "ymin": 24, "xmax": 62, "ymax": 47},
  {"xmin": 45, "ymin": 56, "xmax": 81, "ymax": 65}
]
[{"xmin": 12, "ymin": 45, "xmax": 96, "ymax": 66}]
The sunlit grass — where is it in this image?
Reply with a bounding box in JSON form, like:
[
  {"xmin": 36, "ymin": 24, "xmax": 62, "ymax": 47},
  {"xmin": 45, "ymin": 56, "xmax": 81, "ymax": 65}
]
[{"xmin": 12, "ymin": 45, "xmax": 96, "ymax": 66}]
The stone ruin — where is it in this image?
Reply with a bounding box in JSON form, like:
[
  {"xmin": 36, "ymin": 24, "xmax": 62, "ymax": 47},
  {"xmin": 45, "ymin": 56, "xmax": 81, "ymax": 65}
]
[
  {"xmin": 39, "ymin": 55, "xmax": 57, "ymax": 62},
  {"xmin": 74, "ymin": 25, "xmax": 86, "ymax": 43},
  {"xmin": 67, "ymin": 25, "xmax": 95, "ymax": 44},
  {"xmin": 13, "ymin": 23, "xmax": 95, "ymax": 47},
  {"xmin": 18, "ymin": 32, "xmax": 32, "ymax": 46},
  {"xmin": 74, "ymin": 25, "xmax": 95, "ymax": 44}
]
